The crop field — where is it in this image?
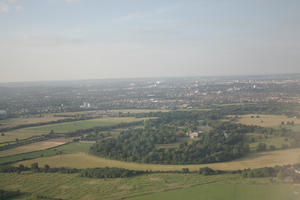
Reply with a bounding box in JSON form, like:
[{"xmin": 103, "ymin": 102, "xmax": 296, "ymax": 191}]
[
  {"xmin": 0, "ymin": 172, "xmax": 232, "ymax": 200},
  {"xmin": 26, "ymin": 117, "xmax": 145, "ymax": 133},
  {"xmin": 0, "ymin": 142, "xmax": 92, "ymax": 165},
  {"xmin": 235, "ymin": 114, "xmax": 300, "ymax": 127},
  {"xmin": 128, "ymin": 183, "xmax": 300, "ymax": 200},
  {"xmin": 0, "ymin": 138, "xmax": 72, "ymax": 157},
  {"xmin": 0, "ymin": 116, "xmax": 66, "ymax": 129},
  {"xmin": 16, "ymin": 148, "xmax": 300, "ymax": 171}
]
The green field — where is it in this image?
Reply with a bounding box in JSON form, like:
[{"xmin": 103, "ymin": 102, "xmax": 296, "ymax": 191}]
[
  {"xmin": 128, "ymin": 183, "xmax": 300, "ymax": 200},
  {"xmin": 0, "ymin": 142, "xmax": 92, "ymax": 165},
  {"xmin": 0, "ymin": 172, "xmax": 231, "ymax": 200},
  {"xmin": 234, "ymin": 114, "xmax": 300, "ymax": 128},
  {"xmin": 26, "ymin": 117, "xmax": 144, "ymax": 133},
  {"xmin": 246, "ymin": 133, "xmax": 290, "ymax": 150}
]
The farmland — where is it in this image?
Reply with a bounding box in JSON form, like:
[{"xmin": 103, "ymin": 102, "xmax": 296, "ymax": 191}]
[
  {"xmin": 0, "ymin": 75, "xmax": 300, "ymax": 200},
  {"xmin": 16, "ymin": 147, "xmax": 300, "ymax": 171}
]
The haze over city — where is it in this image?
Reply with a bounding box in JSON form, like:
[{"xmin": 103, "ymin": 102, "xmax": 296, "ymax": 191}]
[{"xmin": 0, "ymin": 0, "xmax": 300, "ymax": 82}]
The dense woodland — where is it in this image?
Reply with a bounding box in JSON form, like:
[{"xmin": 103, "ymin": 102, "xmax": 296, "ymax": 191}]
[{"xmin": 90, "ymin": 111, "xmax": 265, "ymax": 164}]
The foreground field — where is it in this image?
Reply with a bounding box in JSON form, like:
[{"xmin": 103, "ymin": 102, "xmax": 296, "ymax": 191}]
[
  {"xmin": 128, "ymin": 183, "xmax": 300, "ymax": 200},
  {"xmin": 17, "ymin": 148, "xmax": 300, "ymax": 171},
  {"xmin": 0, "ymin": 172, "xmax": 231, "ymax": 200},
  {"xmin": 0, "ymin": 138, "xmax": 72, "ymax": 157},
  {"xmin": 235, "ymin": 114, "xmax": 300, "ymax": 127}
]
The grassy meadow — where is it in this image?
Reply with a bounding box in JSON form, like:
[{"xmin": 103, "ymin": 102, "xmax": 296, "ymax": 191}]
[{"xmin": 235, "ymin": 114, "xmax": 300, "ymax": 128}]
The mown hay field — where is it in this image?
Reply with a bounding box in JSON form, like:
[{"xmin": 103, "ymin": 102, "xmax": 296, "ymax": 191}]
[
  {"xmin": 235, "ymin": 114, "xmax": 300, "ymax": 127},
  {"xmin": 17, "ymin": 148, "xmax": 300, "ymax": 171}
]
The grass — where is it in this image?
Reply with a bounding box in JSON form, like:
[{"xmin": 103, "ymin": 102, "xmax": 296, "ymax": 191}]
[
  {"xmin": 0, "ymin": 142, "xmax": 92, "ymax": 165},
  {"xmin": 128, "ymin": 183, "xmax": 300, "ymax": 200},
  {"xmin": 234, "ymin": 114, "xmax": 300, "ymax": 128},
  {"xmin": 16, "ymin": 148, "xmax": 300, "ymax": 171},
  {"xmin": 26, "ymin": 117, "xmax": 144, "ymax": 133},
  {"xmin": 0, "ymin": 172, "xmax": 232, "ymax": 200},
  {"xmin": 246, "ymin": 133, "xmax": 290, "ymax": 150},
  {"xmin": 0, "ymin": 138, "xmax": 73, "ymax": 158}
]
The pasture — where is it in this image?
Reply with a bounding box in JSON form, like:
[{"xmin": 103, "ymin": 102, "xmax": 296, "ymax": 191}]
[
  {"xmin": 246, "ymin": 133, "xmax": 290, "ymax": 150},
  {"xmin": 235, "ymin": 114, "xmax": 300, "ymax": 127},
  {"xmin": 128, "ymin": 183, "xmax": 300, "ymax": 200},
  {"xmin": 16, "ymin": 148, "xmax": 300, "ymax": 171}
]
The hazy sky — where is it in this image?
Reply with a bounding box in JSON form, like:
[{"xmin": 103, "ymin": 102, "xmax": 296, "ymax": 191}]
[{"xmin": 0, "ymin": 0, "xmax": 299, "ymax": 82}]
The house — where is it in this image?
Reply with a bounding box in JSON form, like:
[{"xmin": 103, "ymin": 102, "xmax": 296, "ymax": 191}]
[{"xmin": 188, "ymin": 132, "xmax": 199, "ymax": 139}]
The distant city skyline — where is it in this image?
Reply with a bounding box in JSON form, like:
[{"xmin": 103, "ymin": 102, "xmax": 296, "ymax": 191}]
[{"xmin": 0, "ymin": 0, "xmax": 299, "ymax": 83}]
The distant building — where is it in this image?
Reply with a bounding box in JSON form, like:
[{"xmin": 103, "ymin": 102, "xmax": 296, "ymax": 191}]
[
  {"xmin": 80, "ymin": 102, "xmax": 91, "ymax": 109},
  {"xmin": 224, "ymin": 131, "xmax": 228, "ymax": 138},
  {"xmin": 0, "ymin": 110, "xmax": 7, "ymax": 115}
]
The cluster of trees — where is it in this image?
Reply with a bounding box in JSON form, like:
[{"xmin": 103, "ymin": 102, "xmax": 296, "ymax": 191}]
[
  {"xmin": 198, "ymin": 167, "xmax": 224, "ymax": 175},
  {"xmin": 80, "ymin": 167, "xmax": 145, "ymax": 178},
  {"xmin": 0, "ymin": 189, "xmax": 22, "ymax": 200},
  {"xmin": 0, "ymin": 163, "xmax": 79, "ymax": 174},
  {"xmin": 242, "ymin": 164, "xmax": 300, "ymax": 182},
  {"xmin": 0, "ymin": 164, "xmax": 146, "ymax": 179}
]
